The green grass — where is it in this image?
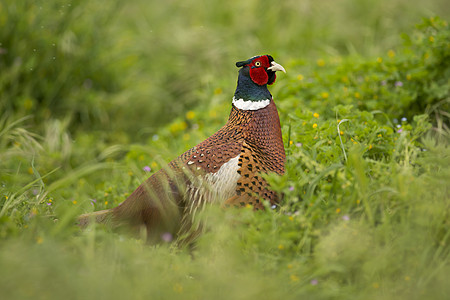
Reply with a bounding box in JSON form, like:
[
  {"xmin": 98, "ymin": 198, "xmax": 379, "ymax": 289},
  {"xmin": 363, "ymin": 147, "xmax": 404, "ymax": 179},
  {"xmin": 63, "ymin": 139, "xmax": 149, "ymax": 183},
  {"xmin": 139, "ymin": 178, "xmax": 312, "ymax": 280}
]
[{"xmin": 1, "ymin": 1, "xmax": 449, "ymax": 299}]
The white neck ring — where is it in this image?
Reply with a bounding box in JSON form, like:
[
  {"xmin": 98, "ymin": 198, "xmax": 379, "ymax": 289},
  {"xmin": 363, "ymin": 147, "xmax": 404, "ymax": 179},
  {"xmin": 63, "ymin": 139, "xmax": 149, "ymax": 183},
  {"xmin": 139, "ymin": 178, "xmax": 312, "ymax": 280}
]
[{"xmin": 232, "ymin": 97, "xmax": 270, "ymax": 110}]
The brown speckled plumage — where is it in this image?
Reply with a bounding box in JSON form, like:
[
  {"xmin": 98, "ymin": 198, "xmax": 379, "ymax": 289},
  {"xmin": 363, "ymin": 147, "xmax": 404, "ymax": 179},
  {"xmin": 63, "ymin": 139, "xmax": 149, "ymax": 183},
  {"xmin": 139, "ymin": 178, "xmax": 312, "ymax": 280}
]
[{"xmin": 78, "ymin": 55, "xmax": 286, "ymax": 242}]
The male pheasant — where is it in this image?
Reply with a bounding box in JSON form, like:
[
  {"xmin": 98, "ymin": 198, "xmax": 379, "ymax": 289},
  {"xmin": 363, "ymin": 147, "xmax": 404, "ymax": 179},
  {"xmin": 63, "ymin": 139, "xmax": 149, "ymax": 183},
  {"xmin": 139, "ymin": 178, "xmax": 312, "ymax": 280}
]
[{"xmin": 79, "ymin": 55, "xmax": 286, "ymax": 241}]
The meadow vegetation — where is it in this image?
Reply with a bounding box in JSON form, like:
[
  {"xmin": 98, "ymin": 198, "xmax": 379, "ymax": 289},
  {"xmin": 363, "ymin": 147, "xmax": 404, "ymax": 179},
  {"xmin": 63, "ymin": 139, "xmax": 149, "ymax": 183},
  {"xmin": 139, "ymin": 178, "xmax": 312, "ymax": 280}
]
[{"xmin": 0, "ymin": 0, "xmax": 449, "ymax": 299}]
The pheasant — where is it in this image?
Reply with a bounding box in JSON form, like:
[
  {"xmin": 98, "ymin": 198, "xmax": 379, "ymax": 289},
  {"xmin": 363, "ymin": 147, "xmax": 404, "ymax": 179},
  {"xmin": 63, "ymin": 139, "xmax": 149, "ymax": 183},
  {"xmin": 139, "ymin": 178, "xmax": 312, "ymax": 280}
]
[{"xmin": 79, "ymin": 55, "xmax": 286, "ymax": 242}]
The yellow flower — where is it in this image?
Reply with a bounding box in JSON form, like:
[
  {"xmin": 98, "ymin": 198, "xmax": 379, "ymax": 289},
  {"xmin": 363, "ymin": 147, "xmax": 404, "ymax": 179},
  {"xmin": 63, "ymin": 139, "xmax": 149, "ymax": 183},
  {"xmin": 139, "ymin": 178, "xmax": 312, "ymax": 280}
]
[
  {"xmin": 340, "ymin": 131, "xmax": 344, "ymax": 135},
  {"xmin": 312, "ymin": 123, "xmax": 318, "ymax": 129},
  {"xmin": 278, "ymin": 244, "xmax": 284, "ymax": 250},
  {"xmin": 336, "ymin": 208, "xmax": 341, "ymax": 213},
  {"xmin": 28, "ymin": 167, "xmax": 34, "ymax": 175},
  {"xmin": 320, "ymin": 92, "xmax": 329, "ymax": 99},
  {"xmin": 36, "ymin": 237, "xmax": 43, "ymax": 244},
  {"xmin": 214, "ymin": 87, "xmax": 222, "ymax": 95},
  {"xmin": 289, "ymin": 140, "xmax": 293, "ymax": 145},
  {"xmin": 387, "ymin": 50, "xmax": 395, "ymax": 58},
  {"xmin": 288, "ymin": 216, "xmax": 294, "ymax": 221},
  {"xmin": 185, "ymin": 111, "xmax": 195, "ymax": 120},
  {"xmin": 287, "ymin": 264, "xmax": 293, "ymax": 269},
  {"xmin": 429, "ymin": 36, "xmax": 434, "ymax": 42},
  {"xmin": 297, "ymin": 74, "xmax": 304, "ymax": 81},
  {"xmin": 354, "ymin": 92, "xmax": 361, "ymax": 99},
  {"xmin": 72, "ymin": 200, "xmax": 77, "ymax": 204},
  {"xmin": 341, "ymin": 76, "xmax": 349, "ymax": 83},
  {"xmin": 313, "ymin": 113, "xmax": 319, "ymax": 118},
  {"xmin": 209, "ymin": 110, "xmax": 217, "ymax": 118},
  {"xmin": 356, "ymin": 199, "xmax": 361, "ymax": 204},
  {"xmin": 128, "ymin": 170, "xmax": 133, "ymax": 176},
  {"xmin": 404, "ymin": 276, "xmax": 411, "ymax": 281},
  {"xmin": 406, "ymin": 74, "xmax": 412, "ymax": 80},
  {"xmin": 376, "ymin": 57, "xmax": 383, "ymax": 63},
  {"xmin": 173, "ymin": 283, "xmax": 183, "ymax": 293},
  {"xmin": 24, "ymin": 98, "xmax": 34, "ymax": 110},
  {"xmin": 105, "ymin": 201, "xmax": 108, "ymax": 205},
  {"xmin": 290, "ymin": 274, "xmax": 300, "ymax": 282},
  {"xmin": 377, "ymin": 134, "xmax": 382, "ymax": 137},
  {"xmin": 5, "ymin": 196, "xmax": 8, "ymax": 200},
  {"xmin": 372, "ymin": 282, "xmax": 380, "ymax": 289},
  {"xmin": 369, "ymin": 145, "xmax": 373, "ymax": 150},
  {"xmin": 317, "ymin": 59, "xmax": 325, "ymax": 67},
  {"xmin": 169, "ymin": 121, "xmax": 188, "ymax": 133}
]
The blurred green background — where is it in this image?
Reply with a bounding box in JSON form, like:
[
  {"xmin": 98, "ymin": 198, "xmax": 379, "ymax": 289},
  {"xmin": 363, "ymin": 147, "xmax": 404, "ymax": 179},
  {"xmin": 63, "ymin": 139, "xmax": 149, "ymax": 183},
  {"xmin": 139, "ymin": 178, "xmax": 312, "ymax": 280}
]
[
  {"xmin": 1, "ymin": 0, "xmax": 449, "ymax": 139},
  {"xmin": 0, "ymin": 0, "xmax": 449, "ymax": 299}
]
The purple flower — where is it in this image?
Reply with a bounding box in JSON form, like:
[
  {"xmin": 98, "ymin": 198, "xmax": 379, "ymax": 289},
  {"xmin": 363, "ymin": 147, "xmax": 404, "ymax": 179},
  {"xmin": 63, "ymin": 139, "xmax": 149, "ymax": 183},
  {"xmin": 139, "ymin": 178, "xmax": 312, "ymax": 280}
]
[
  {"xmin": 397, "ymin": 128, "xmax": 403, "ymax": 133},
  {"xmin": 90, "ymin": 199, "xmax": 97, "ymax": 206},
  {"xmin": 401, "ymin": 117, "xmax": 407, "ymax": 122},
  {"xmin": 310, "ymin": 279, "xmax": 318, "ymax": 285},
  {"xmin": 143, "ymin": 166, "xmax": 151, "ymax": 172},
  {"xmin": 395, "ymin": 81, "xmax": 403, "ymax": 87},
  {"xmin": 47, "ymin": 202, "xmax": 52, "ymax": 206},
  {"xmin": 381, "ymin": 80, "xmax": 387, "ymax": 86},
  {"xmin": 32, "ymin": 189, "xmax": 39, "ymax": 195},
  {"xmin": 295, "ymin": 142, "xmax": 303, "ymax": 147},
  {"xmin": 342, "ymin": 214, "xmax": 350, "ymax": 221},
  {"xmin": 161, "ymin": 232, "xmax": 173, "ymax": 242},
  {"xmin": 289, "ymin": 186, "xmax": 294, "ymax": 191}
]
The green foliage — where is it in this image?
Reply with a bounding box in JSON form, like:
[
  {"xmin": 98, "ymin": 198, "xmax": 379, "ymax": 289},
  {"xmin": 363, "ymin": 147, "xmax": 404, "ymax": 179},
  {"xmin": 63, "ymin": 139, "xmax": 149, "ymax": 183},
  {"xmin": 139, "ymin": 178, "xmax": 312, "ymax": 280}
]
[
  {"xmin": 277, "ymin": 17, "xmax": 450, "ymax": 121},
  {"xmin": 0, "ymin": 0, "xmax": 121, "ymax": 127},
  {"xmin": 1, "ymin": 0, "xmax": 449, "ymax": 139},
  {"xmin": 0, "ymin": 1, "xmax": 449, "ymax": 299}
]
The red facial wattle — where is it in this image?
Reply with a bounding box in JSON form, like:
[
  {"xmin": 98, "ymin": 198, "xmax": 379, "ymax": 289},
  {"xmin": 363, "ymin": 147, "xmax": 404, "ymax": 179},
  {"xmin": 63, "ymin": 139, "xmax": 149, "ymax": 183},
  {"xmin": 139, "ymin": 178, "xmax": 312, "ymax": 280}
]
[
  {"xmin": 248, "ymin": 55, "xmax": 271, "ymax": 86},
  {"xmin": 268, "ymin": 73, "xmax": 276, "ymax": 85},
  {"xmin": 249, "ymin": 66, "xmax": 269, "ymax": 85}
]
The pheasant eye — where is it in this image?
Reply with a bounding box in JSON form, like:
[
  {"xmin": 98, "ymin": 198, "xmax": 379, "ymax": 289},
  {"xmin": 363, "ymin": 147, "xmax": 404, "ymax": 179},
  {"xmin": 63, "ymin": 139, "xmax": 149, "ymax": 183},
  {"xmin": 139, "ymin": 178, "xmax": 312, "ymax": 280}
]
[{"xmin": 254, "ymin": 61, "xmax": 261, "ymax": 67}]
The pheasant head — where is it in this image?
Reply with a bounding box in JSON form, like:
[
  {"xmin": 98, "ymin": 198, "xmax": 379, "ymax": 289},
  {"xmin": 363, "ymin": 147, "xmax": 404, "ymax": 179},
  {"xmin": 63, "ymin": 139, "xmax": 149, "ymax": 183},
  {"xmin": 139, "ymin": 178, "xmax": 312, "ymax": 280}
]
[{"xmin": 233, "ymin": 55, "xmax": 286, "ymax": 110}]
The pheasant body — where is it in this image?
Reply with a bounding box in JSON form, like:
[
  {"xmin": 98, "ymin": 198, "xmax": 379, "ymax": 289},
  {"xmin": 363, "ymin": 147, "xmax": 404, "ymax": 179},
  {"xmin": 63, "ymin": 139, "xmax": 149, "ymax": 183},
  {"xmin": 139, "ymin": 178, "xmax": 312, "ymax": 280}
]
[{"xmin": 79, "ymin": 55, "xmax": 286, "ymax": 241}]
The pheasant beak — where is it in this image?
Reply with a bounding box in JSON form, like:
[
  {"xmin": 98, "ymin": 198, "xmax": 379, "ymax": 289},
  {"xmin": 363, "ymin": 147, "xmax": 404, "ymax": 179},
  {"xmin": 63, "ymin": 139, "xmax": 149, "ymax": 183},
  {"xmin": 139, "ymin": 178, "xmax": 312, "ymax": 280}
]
[{"xmin": 268, "ymin": 61, "xmax": 286, "ymax": 73}]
